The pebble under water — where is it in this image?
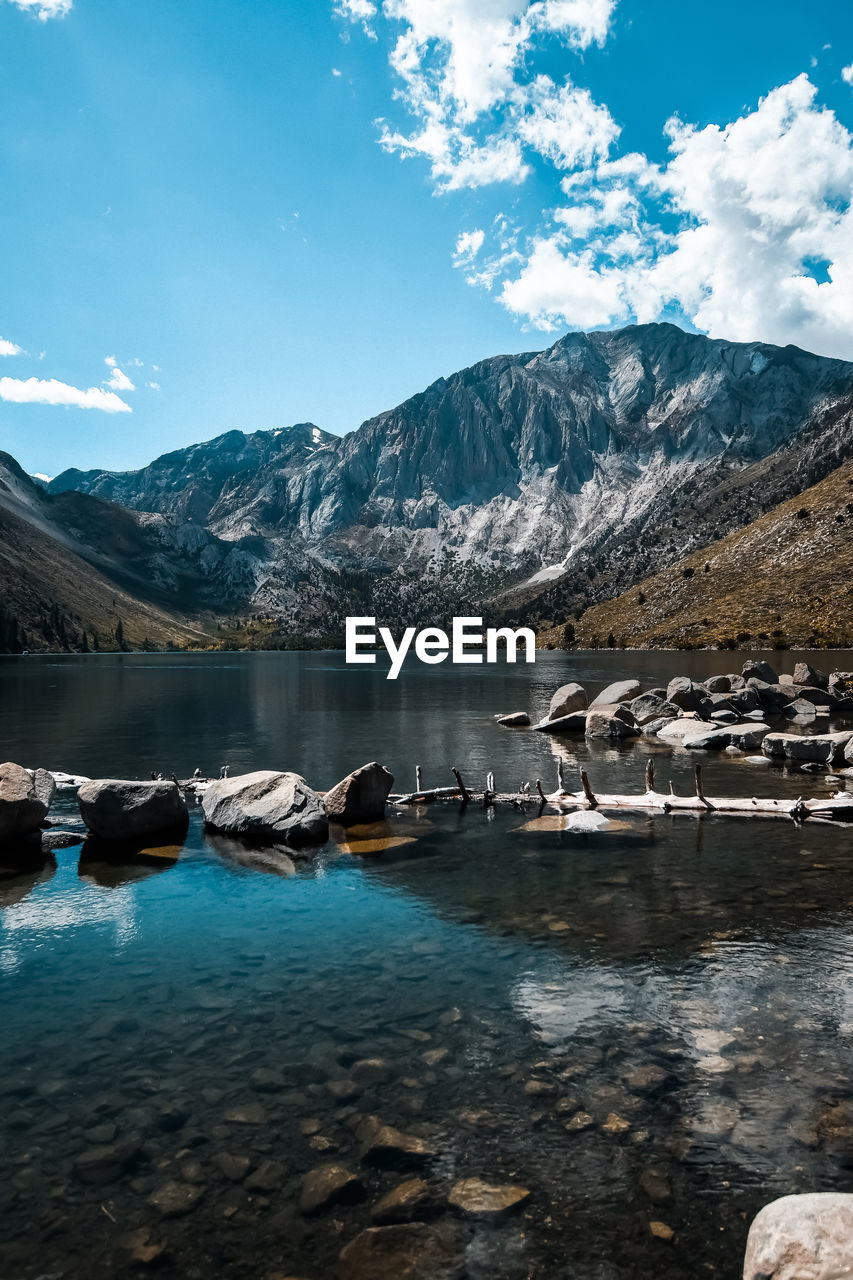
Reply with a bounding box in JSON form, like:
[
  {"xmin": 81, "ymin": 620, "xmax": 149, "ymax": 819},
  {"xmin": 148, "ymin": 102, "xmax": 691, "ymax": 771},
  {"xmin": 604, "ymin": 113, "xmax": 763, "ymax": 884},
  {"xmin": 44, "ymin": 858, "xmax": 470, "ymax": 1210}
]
[{"xmin": 2, "ymin": 650, "xmax": 853, "ymax": 1280}]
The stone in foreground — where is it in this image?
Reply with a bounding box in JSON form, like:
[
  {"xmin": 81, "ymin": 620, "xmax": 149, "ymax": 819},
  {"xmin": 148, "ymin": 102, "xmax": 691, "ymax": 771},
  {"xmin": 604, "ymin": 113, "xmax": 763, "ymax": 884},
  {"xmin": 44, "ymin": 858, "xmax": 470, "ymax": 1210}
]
[
  {"xmin": 743, "ymin": 1192, "xmax": 853, "ymax": 1280},
  {"xmin": 202, "ymin": 770, "xmax": 328, "ymax": 846},
  {"xmin": 763, "ymin": 731, "xmax": 853, "ymax": 765},
  {"xmin": 339, "ymin": 1223, "xmax": 460, "ymax": 1280},
  {"xmin": 323, "ymin": 761, "xmax": 394, "ymax": 825},
  {"xmin": 448, "ymin": 1177, "xmax": 530, "ymax": 1219},
  {"xmin": 299, "ymin": 1163, "xmax": 363, "ymax": 1214},
  {"xmin": 0, "ymin": 762, "xmax": 51, "ymax": 842},
  {"xmin": 78, "ymin": 779, "xmax": 188, "ymax": 841},
  {"xmin": 357, "ymin": 1115, "xmax": 437, "ymax": 1168}
]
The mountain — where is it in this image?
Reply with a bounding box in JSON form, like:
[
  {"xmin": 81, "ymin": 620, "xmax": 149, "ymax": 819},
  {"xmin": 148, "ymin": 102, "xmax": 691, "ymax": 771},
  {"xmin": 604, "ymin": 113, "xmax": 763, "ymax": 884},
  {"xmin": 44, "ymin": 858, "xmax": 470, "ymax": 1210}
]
[
  {"xmin": 0, "ymin": 453, "xmax": 214, "ymax": 652},
  {"xmin": 37, "ymin": 323, "xmax": 853, "ymax": 643},
  {"xmin": 538, "ymin": 458, "xmax": 853, "ymax": 650}
]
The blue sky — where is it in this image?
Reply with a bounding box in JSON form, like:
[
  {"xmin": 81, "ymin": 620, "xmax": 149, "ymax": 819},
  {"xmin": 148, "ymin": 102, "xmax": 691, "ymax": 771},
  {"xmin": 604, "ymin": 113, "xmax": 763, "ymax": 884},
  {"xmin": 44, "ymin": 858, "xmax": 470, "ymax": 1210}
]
[{"xmin": 1, "ymin": 0, "xmax": 852, "ymax": 475}]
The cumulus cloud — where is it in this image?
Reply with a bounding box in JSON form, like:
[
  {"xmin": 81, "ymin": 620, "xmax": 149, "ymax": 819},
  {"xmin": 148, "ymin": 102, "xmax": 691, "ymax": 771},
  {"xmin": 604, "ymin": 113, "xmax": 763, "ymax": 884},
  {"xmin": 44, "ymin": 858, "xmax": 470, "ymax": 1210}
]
[
  {"xmin": 843, "ymin": 63, "xmax": 853, "ymax": 86},
  {"xmin": 105, "ymin": 366, "xmax": 135, "ymax": 392},
  {"xmin": 453, "ymin": 228, "xmax": 486, "ymax": 264},
  {"xmin": 0, "ymin": 336, "xmax": 23, "ymax": 357},
  {"xmin": 0, "ymin": 376, "xmax": 131, "ymax": 412},
  {"xmin": 6, "ymin": 0, "xmax": 71, "ymax": 19},
  {"xmin": 487, "ymin": 75, "xmax": 853, "ymax": 358},
  {"xmin": 340, "ymin": 0, "xmax": 618, "ymax": 190}
]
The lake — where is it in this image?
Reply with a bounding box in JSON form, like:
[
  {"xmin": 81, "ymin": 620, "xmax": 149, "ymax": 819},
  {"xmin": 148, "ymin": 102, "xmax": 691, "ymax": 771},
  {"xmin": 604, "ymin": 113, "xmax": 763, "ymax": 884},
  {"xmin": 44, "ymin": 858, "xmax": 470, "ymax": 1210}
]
[{"xmin": 2, "ymin": 650, "xmax": 853, "ymax": 1280}]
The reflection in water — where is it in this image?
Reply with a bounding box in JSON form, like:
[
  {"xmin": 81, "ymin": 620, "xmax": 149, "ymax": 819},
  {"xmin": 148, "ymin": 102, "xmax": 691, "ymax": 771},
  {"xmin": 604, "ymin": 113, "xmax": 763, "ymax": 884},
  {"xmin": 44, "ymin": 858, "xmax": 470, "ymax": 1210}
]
[
  {"xmin": 0, "ymin": 855, "xmax": 56, "ymax": 910},
  {"xmin": 331, "ymin": 819, "xmax": 420, "ymax": 856},
  {"xmin": 205, "ymin": 830, "xmax": 297, "ymax": 877},
  {"xmin": 78, "ymin": 839, "xmax": 182, "ymax": 888}
]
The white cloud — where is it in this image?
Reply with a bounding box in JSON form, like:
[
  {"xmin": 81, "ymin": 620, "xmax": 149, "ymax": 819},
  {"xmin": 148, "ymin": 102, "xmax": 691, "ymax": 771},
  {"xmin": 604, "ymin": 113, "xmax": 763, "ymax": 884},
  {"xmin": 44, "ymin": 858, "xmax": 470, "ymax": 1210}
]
[
  {"xmin": 486, "ymin": 75, "xmax": 853, "ymax": 357},
  {"xmin": 332, "ymin": 66, "xmax": 343, "ymax": 76},
  {"xmin": 0, "ymin": 336, "xmax": 23, "ymax": 357},
  {"xmin": 105, "ymin": 366, "xmax": 135, "ymax": 392},
  {"xmin": 104, "ymin": 354, "xmax": 117, "ymax": 367},
  {"xmin": 335, "ymin": 0, "xmax": 377, "ymax": 35},
  {"xmin": 340, "ymin": 0, "xmax": 618, "ymax": 190},
  {"xmin": 146, "ymin": 381, "xmax": 161, "ymax": 391},
  {"xmin": 0, "ymin": 376, "xmax": 131, "ymax": 412},
  {"xmin": 453, "ymin": 228, "xmax": 486, "ymax": 265},
  {"xmin": 6, "ymin": 0, "xmax": 71, "ymax": 19},
  {"xmin": 843, "ymin": 63, "xmax": 853, "ymax": 86}
]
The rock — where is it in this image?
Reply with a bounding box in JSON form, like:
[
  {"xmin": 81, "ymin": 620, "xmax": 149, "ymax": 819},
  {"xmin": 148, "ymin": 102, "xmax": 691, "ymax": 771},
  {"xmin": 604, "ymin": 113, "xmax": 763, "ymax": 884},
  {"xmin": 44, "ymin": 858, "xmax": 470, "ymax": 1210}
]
[
  {"xmin": 0, "ymin": 762, "xmax": 49, "ymax": 841},
  {"xmin": 299, "ymin": 1163, "xmax": 363, "ymax": 1214},
  {"xmin": 792, "ymin": 685, "xmax": 839, "ymax": 709},
  {"xmin": 564, "ymin": 810, "xmax": 611, "ymax": 832},
  {"xmin": 371, "ymin": 1178, "xmax": 439, "ymax": 1224},
  {"xmin": 728, "ymin": 687, "xmax": 762, "ymax": 713},
  {"xmin": 747, "ymin": 679, "xmax": 796, "ymax": 713},
  {"xmin": 602, "ymin": 1113, "xmax": 631, "ymax": 1135},
  {"xmin": 78, "ymin": 779, "xmax": 188, "ymax": 841},
  {"xmin": 222, "ymin": 1102, "xmax": 268, "ymax": 1125},
  {"xmin": 30, "ymin": 768, "xmax": 57, "ymax": 811},
  {"xmin": 202, "ymin": 771, "xmax": 328, "ymax": 846},
  {"xmin": 666, "ymin": 677, "xmax": 708, "ymax": 712},
  {"xmin": 249, "ymin": 1067, "xmax": 287, "ymax": 1092},
  {"xmin": 784, "ymin": 698, "xmax": 818, "ymax": 720},
  {"xmin": 41, "ymin": 829, "xmax": 85, "ymax": 850},
  {"xmin": 357, "ymin": 1115, "xmax": 437, "ymax": 1168},
  {"xmin": 338, "ymin": 1223, "xmax": 460, "ymax": 1280},
  {"xmin": 650, "ymin": 1221, "xmax": 675, "ymax": 1242},
  {"xmin": 448, "ymin": 1177, "xmax": 530, "ymax": 1219},
  {"xmin": 705, "ymin": 675, "xmax": 731, "ymax": 693},
  {"xmin": 590, "ymin": 679, "xmax": 642, "ymax": 708},
  {"xmin": 743, "ymin": 1193, "xmax": 853, "ymax": 1280},
  {"xmin": 245, "ymin": 1159, "xmax": 286, "ymax": 1192},
  {"xmin": 74, "ymin": 1141, "xmax": 139, "ymax": 1185},
  {"xmin": 350, "ymin": 1059, "xmax": 393, "ymax": 1087},
  {"xmin": 657, "ymin": 718, "xmax": 710, "ymax": 742},
  {"xmin": 683, "ymin": 723, "xmax": 770, "ymax": 751},
  {"xmin": 639, "ymin": 1169, "xmax": 672, "ymax": 1203},
  {"xmin": 762, "ymin": 730, "xmax": 853, "ymax": 764},
  {"xmin": 548, "ymin": 682, "xmax": 587, "ymax": 719},
  {"xmin": 323, "ymin": 762, "xmax": 393, "ymax": 825},
  {"xmin": 643, "ymin": 716, "xmax": 678, "ymax": 736},
  {"xmin": 742, "ymin": 659, "xmax": 778, "ymax": 684},
  {"xmin": 629, "ymin": 695, "xmax": 682, "ymax": 726},
  {"xmin": 847, "ymin": 737, "xmax": 853, "ymax": 765},
  {"xmin": 495, "ymin": 711, "xmax": 530, "ymax": 727},
  {"xmin": 212, "ymin": 1152, "xmax": 252, "ymax": 1182},
  {"xmin": 532, "ymin": 711, "xmax": 587, "ymax": 734},
  {"xmin": 793, "ymin": 661, "xmax": 829, "ymax": 689},
  {"xmin": 148, "ymin": 1180, "xmax": 205, "ymax": 1217},
  {"xmin": 565, "ymin": 1111, "xmax": 595, "ymax": 1132},
  {"xmin": 585, "ymin": 705, "xmax": 640, "ymax": 740}
]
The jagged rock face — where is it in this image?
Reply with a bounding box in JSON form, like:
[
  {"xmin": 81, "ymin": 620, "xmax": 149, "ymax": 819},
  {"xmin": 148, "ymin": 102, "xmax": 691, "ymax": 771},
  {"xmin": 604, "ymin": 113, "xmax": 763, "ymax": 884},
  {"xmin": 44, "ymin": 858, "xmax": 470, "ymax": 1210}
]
[{"xmin": 49, "ymin": 326, "xmax": 853, "ymax": 587}]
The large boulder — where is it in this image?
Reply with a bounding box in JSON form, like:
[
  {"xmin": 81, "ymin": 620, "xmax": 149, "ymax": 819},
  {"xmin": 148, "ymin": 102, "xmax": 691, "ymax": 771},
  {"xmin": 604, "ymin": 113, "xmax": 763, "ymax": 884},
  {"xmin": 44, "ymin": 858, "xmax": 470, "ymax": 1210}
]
[
  {"xmin": 0, "ymin": 762, "xmax": 50, "ymax": 842},
  {"xmin": 762, "ymin": 731, "xmax": 853, "ymax": 764},
  {"xmin": 657, "ymin": 718, "xmax": 707, "ymax": 742},
  {"xmin": 666, "ymin": 677, "xmax": 708, "ymax": 712},
  {"xmin": 728, "ymin": 688, "xmax": 761, "ymax": 714},
  {"xmin": 324, "ymin": 762, "xmax": 393, "ymax": 826},
  {"xmin": 78, "ymin": 780, "xmax": 189, "ymax": 841},
  {"xmin": 585, "ymin": 705, "xmax": 639, "ymax": 740},
  {"xmin": 629, "ymin": 694, "xmax": 681, "ymax": 726},
  {"xmin": 532, "ymin": 711, "xmax": 587, "ymax": 734},
  {"xmin": 793, "ymin": 661, "xmax": 829, "ymax": 690},
  {"xmin": 746, "ymin": 679, "xmax": 796, "ymax": 713},
  {"xmin": 589, "ymin": 679, "xmax": 641, "ymax": 708},
  {"xmin": 202, "ymin": 771, "xmax": 328, "ymax": 846},
  {"xmin": 683, "ymin": 723, "xmax": 771, "ymax": 751},
  {"xmin": 743, "ymin": 1192, "xmax": 853, "ymax": 1280},
  {"xmin": 705, "ymin": 675, "xmax": 732, "ymax": 693},
  {"xmin": 742, "ymin": 659, "xmax": 778, "ymax": 684},
  {"xmin": 547, "ymin": 682, "xmax": 587, "ymax": 719}
]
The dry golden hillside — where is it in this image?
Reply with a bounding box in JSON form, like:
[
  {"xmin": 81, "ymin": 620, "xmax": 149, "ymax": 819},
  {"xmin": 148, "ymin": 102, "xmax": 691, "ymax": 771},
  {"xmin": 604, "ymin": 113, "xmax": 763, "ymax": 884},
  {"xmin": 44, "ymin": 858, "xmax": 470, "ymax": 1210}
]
[{"xmin": 539, "ymin": 460, "xmax": 853, "ymax": 650}]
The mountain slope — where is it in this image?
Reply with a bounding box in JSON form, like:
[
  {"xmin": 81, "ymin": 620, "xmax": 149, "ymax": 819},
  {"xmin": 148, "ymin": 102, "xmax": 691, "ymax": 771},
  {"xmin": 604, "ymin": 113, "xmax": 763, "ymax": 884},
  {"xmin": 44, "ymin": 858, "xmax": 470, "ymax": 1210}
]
[
  {"xmin": 538, "ymin": 459, "xmax": 853, "ymax": 650},
  {"xmin": 48, "ymin": 325, "xmax": 853, "ymax": 623},
  {"xmin": 0, "ymin": 455, "xmax": 212, "ymax": 652}
]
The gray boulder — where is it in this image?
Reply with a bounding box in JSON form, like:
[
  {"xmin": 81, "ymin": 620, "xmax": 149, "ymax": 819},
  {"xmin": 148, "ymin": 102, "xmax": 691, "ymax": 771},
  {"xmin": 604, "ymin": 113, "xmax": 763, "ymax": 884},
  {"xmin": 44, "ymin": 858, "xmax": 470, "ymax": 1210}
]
[
  {"xmin": 829, "ymin": 671, "xmax": 853, "ymax": 698},
  {"xmin": 792, "ymin": 661, "xmax": 829, "ymax": 689},
  {"xmin": 628, "ymin": 694, "xmax": 681, "ymax": 726},
  {"xmin": 548, "ymin": 682, "xmax": 587, "ymax": 719},
  {"xmin": 846, "ymin": 736, "xmax": 853, "ymax": 765},
  {"xmin": 657, "ymin": 717, "xmax": 707, "ymax": 742},
  {"xmin": 683, "ymin": 722, "xmax": 771, "ymax": 751},
  {"xmin": 589, "ymin": 679, "xmax": 641, "ymax": 708},
  {"xmin": 323, "ymin": 762, "xmax": 393, "ymax": 826},
  {"xmin": 728, "ymin": 687, "xmax": 762, "ymax": 714},
  {"xmin": 495, "ymin": 711, "xmax": 530, "ymax": 727},
  {"xmin": 642, "ymin": 716, "xmax": 678, "ymax": 736},
  {"xmin": 742, "ymin": 659, "xmax": 778, "ymax": 684},
  {"xmin": 585, "ymin": 705, "xmax": 639, "ymax": 740},
  {"xmin": 762, "ymin": 730, "xmax": 853, "ymax": 764},
  {"xmin": 532, "ymin": 711, "xmax": 587, "ymax": 734},
  {"xmin": 666, "ymin": 677, "xmax": 708, "ymax": 712},
  {"xmin": 788, "ymin": 685, "xmax": 838, "ymax": 709},
  {"xmin": 743, "ymin": 1192, "xmax": 853, "ymax": 1280},
  {"xmin": 0, "ymin": 762, "xmax": 49, "ymax": 841},
  {"xmin": 746, "ymin": 679, "xmax": 796, "ymax": 713},
  {"xmin": 202, "ymin": 771, "xmax": 328, "ymax": 846},
  {"xmin": 78, "ymin": 779, "xmax": 189, "ymax": 841},
  {"xmin": 704, "ymin": 675, "xmax": 731, "ymax": 693},
  {"xmin": 783, "ymin": 698, "xmax": 818, "ymax": 721},
  {"xmin": 29, "ymin": 768, "xmax": 57, "ymax": 811}
]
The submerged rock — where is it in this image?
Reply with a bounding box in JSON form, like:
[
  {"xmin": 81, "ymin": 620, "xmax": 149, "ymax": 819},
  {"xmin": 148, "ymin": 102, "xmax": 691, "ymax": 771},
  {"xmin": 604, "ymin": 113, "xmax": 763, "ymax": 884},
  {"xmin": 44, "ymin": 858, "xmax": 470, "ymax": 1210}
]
[
  {"xmin": 357, "ymin": 1115, "xmax": 437, "ymax": 1168},
  {"xmin": 371, "ymin": 1178, "xmax": 440, "ymax": 1224},
  {"xmin": 0, "ymin": 762, "xmax": 50, "ymax": 842},
  {"xmin": 338, "ymin": 1223, "xmax": 460, "ymax": 1280},
  {"xmin": 324, "ymin": 762, "xmax": 393, "ymax": 825},
  {"xmin": 148, "ymin": 1180, "xmax": 205, "ymax": 1217},
  {"xmin": 744, "ymin": 1193, "xmax": 853, "ymax": 1280},
  {"xmin": 78, "ymin": 779, "xmax": 188, "ymax": 841},
  {"xmin": 448, "ymin": 1177, "xmax": 530, "ymax": 1219},
  {"xmin": 299, "ymin": 1163, "xmax": 363, "ymax": 1214},
  {"xmin": 202, "ymin": 771, "xmax": 328, "ymax": 846},
  {"xmin": 495, "ymin": 711, "xmax": 530, "ymax": 727}
]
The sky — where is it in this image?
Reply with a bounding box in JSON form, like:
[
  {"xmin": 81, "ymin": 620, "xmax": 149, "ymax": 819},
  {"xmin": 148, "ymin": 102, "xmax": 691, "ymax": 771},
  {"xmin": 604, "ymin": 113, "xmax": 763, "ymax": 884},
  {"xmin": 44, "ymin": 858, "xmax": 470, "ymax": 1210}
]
[{"xmin": 1, "ymin": 0, "xmax": 853, "ymax": 476}]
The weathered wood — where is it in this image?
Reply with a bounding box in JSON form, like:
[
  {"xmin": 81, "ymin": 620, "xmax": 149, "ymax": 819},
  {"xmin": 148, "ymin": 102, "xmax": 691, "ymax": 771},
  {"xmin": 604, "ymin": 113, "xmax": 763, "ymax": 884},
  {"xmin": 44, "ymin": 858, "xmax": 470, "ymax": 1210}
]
[
  {"xmin": 451, "ymin": 767, "xmax": 472, "ymax": 803},
  {"xmin": 645, "ymin": 759, "xmax": 655, "ymax": 791},
  {"xmin": 579, "ymin": 768, "xmax": 597, "ymax": 808}
]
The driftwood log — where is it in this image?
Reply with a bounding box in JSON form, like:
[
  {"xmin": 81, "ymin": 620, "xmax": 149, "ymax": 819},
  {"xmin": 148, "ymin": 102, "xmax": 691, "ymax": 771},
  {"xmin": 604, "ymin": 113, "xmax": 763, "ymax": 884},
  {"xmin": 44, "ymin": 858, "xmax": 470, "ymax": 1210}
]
[{"xmin": 390, "ymin": 762, "xmax": 853, "ymax": 823}]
